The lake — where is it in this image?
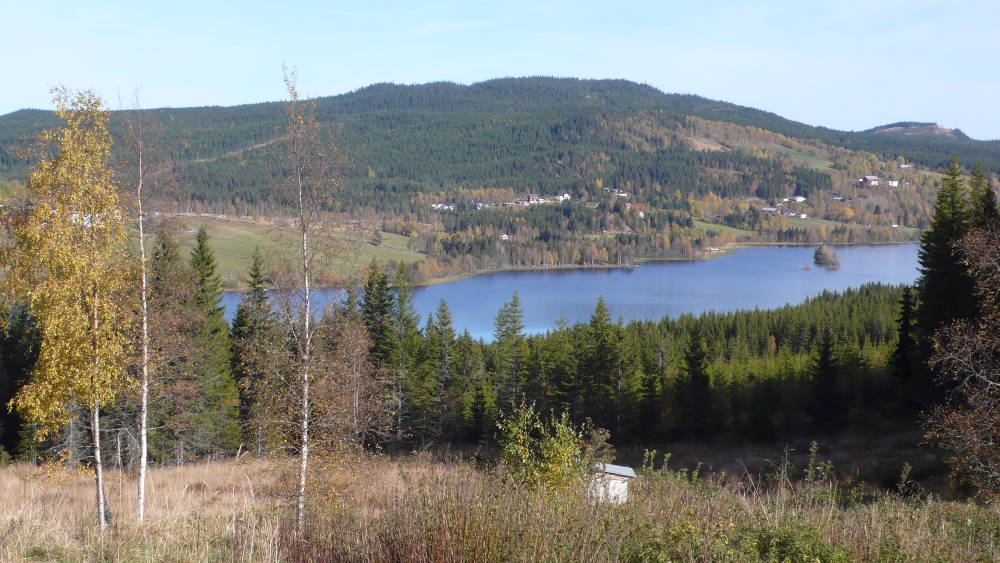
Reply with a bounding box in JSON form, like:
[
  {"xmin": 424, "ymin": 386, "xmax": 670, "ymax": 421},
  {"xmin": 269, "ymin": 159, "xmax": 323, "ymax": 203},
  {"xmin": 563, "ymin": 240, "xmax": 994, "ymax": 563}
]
[{"xmin": 223, "ymin": 244, "xmax": 920, "ymax": 341}]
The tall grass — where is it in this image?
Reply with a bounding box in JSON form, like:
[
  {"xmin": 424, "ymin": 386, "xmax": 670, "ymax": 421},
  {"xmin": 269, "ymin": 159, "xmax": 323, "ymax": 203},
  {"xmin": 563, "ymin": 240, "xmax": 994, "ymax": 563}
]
[{"xmin": 1, "ymin": 454, "xmax": 998, "ymax": 561}]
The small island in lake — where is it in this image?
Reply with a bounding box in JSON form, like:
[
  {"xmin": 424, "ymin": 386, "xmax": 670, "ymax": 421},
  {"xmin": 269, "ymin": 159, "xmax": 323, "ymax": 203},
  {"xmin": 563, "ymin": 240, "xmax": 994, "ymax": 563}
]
[{"xmin": 814, "ymin": 244, "xmax": 841, "ymax": 269}]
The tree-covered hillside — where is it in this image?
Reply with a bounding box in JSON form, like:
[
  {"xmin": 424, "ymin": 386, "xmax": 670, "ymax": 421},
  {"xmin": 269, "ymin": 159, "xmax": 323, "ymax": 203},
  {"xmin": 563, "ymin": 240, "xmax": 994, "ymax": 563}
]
[
  {"xmin": 3, "ymin": 77, "xmax": 995, "ymax": 280},
  {"xmin": 1, "ymin": 77, "xmax": 997, "ymax": 212}
]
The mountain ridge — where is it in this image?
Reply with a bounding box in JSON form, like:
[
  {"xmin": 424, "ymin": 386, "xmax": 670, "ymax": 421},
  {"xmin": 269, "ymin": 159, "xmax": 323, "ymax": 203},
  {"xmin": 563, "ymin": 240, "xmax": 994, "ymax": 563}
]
[
  {"xmin": 1, "ymin": 77, "xmax": 997, "ymax": 212},
  {"xmin": 0, "ymin": 78, "xmax": 987, "ymax": 141}
]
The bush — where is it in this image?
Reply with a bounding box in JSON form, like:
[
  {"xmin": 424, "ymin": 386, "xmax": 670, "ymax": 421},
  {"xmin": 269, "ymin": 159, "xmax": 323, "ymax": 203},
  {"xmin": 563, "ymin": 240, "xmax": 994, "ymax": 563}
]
[
  {"xmin": 497, "ymin": 402, "xmax": 611, "ymax": 490},
  {"xmin": 742, "ymin": 522, "xmax": 850, "ymax": 562}
]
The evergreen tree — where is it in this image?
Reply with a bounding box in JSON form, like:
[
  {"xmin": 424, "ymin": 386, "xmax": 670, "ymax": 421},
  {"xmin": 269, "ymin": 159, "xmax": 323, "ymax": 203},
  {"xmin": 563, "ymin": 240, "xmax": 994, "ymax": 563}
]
[
  {"xmin": 969, "ymin": 161, "xmax": 999, "ymax": 228},
  {"xmin": 678, "ymin": 326, "xmax": 712, "ymax": 439},
  {"xmin": 636, "ymin": 369, "xmax": 662, "ymax": 444},
  {"xmin": 493, "ymin": 293, "xmax": 526, "ymax": 410},
  {"xmin": 188, "ymin": 227, "xmax": 240, "ymax": 457},
  {"xmin": 468, "ymin": 384, "xmax": 489, "ymax": 444},
  {"xmin": 231, "ymin": 248, "xmax": 275, "ymax": 453},
  {"xmin": 0, "ymin": 304, "xmax": 37, "ymax": 458},
  {"xmin": 542, "ymin": 318, "xmax": 579, "ymax": 418},
  {"xmin": 809, "ymin": 329, "xmax": 842, "ymax": 430},
  {"xmin": 745, "ymin": 377, "xmax": 778, "ymax": 442},
  {"xmin": 361, "ymin": 261, "xmax": 394, "ymax": 368},
  {"xmin": 428, "ymin": 300, "xmax": 459, "ymax": 439},
  {"xmin": 890, "ymin": 286, "xmax": 918, "ymax": 384},
  {"xmin": 583, "ymin": 297, "xmax": 621, "ymax": 434},
  {"xmin": 392, "ymin": 264, "xmax": 424, "ymax": 443},
  {"xmin": 915, "ymin": 157, "xmax": 978, "ymax": 402},
  {"xmin": 916, "ymin": 156, "xmax": 977, "ymax": 340},
  {"xmin": 405, "ymin": 315, "xmax": 441, "ymax": 444},
  {"xmin": 146, "ymin": 227, "xmax": 199, "ymax": 463},
  {"xmin": 454, "ymin": 330, "xmax": 490, "ymax": 441}
]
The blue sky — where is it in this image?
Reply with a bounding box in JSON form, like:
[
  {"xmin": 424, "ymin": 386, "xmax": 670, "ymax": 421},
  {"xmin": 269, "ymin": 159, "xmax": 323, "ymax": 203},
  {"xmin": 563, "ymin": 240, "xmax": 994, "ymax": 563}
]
[{"xmin": 4, "ymin": 1, "xmax": 999, "ymax": 138}]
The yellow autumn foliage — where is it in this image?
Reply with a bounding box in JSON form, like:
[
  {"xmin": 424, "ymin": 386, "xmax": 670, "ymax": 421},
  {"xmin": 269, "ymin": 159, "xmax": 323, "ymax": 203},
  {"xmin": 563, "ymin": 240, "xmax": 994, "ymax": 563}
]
[{"xmin": 1, "ymin": 89, "xmax": 133, "ymax": 436}]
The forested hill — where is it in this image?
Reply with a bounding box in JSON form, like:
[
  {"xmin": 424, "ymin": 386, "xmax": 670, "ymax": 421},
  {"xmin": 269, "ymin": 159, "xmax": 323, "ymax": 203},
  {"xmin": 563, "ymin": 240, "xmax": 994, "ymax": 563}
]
[{"xmin": 1, "ymin": 77, "xmax": 997, "ymax": 212}]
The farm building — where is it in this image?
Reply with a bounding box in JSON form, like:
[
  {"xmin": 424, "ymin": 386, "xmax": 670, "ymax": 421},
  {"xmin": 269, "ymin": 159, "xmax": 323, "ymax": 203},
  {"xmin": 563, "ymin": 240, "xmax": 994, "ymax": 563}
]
[
  {"xmin": 590, "ymin": 463, "xmax": 637, "ymax": 503},
  {"xmin": 860, "ymin": 176, "xmax": 880, "ymax": 187}
]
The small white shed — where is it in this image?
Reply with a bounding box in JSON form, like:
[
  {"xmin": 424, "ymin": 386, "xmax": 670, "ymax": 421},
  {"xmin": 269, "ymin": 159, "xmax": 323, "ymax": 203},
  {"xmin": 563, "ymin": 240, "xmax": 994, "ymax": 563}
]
[{"xmin": 590, "ymin": 463, "xmax": 637, "ymax": 503}]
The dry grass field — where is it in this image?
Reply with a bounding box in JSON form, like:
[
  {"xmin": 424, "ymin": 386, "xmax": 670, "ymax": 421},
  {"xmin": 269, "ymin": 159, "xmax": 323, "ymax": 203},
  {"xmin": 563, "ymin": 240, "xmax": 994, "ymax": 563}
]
[{"xmin": 1, "ymin": 454, "xmax": 998, "ymax": 562}]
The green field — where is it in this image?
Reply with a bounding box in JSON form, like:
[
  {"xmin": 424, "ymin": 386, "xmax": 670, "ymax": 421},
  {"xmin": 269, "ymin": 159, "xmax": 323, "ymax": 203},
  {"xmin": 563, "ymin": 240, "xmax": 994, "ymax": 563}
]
[
  {"xmin": 773, "ymin": 146, "xmax": 835, "ymax": 169},
  {"xmin": 693, "ymin": 219, "xmax": 754, "ymax": 239},
  {"xmin": 784, "ymin": 215, "xmax": 920, "ymax": 239},
  {"xmin": 157, "ymin": 216, "xmax": 424, "ymax": 289}
]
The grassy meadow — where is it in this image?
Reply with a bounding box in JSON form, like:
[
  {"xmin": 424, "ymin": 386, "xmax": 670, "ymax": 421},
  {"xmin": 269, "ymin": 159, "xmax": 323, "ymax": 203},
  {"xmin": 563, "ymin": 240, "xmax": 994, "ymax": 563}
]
[
  {"xmin": 154, "ymin": 215, "xmax": 424, "ymax": 289},
  {"xmin": 2, "ymin": 451, "xmax": 997, "ymax": 562}
]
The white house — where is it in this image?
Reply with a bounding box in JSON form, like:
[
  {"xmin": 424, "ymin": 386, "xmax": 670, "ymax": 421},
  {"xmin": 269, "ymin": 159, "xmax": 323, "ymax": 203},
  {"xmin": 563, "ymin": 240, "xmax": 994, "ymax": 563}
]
[
  {"xmin": 555, "ymin": 193, "xmax": 571, "ymax": 202},
  {"xmin": 499, "ymin": 233, "xmax": 510, "ymax": 241},
  {"xmin": 886, "ymin": 180, "xmax": 899, "ymax": 188},
  {"xmin": 590, "ymin": 463, "xmax": 636, "ymax": 503},
  {"xmin": 792, "ymin": 196, "xmax": 806, "ymax": 203}
]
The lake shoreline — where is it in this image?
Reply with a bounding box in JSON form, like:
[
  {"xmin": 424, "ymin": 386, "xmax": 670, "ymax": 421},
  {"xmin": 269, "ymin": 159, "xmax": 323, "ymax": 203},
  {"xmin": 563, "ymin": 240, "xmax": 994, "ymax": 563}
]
[
  {"xmin": 406, "ymin": 238, "xmax": 922, "ymax": 287},
  {"xmin": 225, "ymin": 239, "xmax": 921, "ymax": 293}
]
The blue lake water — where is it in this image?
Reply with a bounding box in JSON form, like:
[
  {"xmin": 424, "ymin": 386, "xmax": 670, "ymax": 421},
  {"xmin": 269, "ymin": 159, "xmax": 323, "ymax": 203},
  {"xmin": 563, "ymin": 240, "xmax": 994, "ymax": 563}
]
[{"xmin": 223, "ymin": 244, "xmax": 920, "ymax": 341}]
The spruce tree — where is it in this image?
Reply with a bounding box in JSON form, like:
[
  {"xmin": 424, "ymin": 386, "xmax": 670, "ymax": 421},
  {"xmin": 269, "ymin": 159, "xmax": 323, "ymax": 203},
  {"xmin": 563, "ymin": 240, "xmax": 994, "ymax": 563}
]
[
  {"xmin": 146, "ymin": 227, "xmax": 198, "ymax": 463},
  {"xmin": 231, "ymin": 248, "xmax": 275, "ymax": 453},
  {"xmin": 809, "ymin": 329, "xmax": 841, "ymax": 431},
  {"xmin": 189, "ymin": 227, "xmax": 240, "ymax": 457},
  {"xmin": 678, "ymin": 325, "xmax": 712, "ymax": 439},
  {"xmin": 405, "ymin": 315, "xmax": 441, "ymax": 444},
  {"xmin": 584, "ymin": 297, "xmax": 621, "ymax": 433},
  {"xmin": 392, "ymin": 264, "xmax": 424, "ymax": 442},
  {"xmin": 969, "ymin": 161, "xmax": 999, "ymax": 228},
  {"xmin": 637, "ymin": 370, "xmax": 662, "ymax": 444},
  {"xmin": 0, "ymin": 304, "xmax": 37, "ymax": 458},
  {"xmin": 493, "ymin": 293, "xmax": 526, "ymax": 410},
  {"xmin": 361, "ymin": 261, "xmax": 394, "ymax": 368},
  {"xmin": 890, "ymin": 287, "xmax": 918, "ymax": 384},
  {"xmin": 915, "ymin": 157, "xmax": 978, "ymax": 399},
  {"xmin": 542, "ymin": 318, "xmax": 579, "ymax": 419},
  {"xmin": 428, "ymin": 300, "xmax": 458, "ymax": 439},
  {"xmin": 915, "ymin": 156, "xmax": 976, "ymax": 334},
  {"xmin": 468, "ymin": 384, "xmax": 488, "ymax": 444}
]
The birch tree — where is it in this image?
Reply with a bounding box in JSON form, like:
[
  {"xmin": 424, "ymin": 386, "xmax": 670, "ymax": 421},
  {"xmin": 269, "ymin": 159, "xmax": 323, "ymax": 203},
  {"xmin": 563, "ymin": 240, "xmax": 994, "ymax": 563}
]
[
  {"xmin": 120, "ymin": 93, "xmax": 152, "ymax": 522},
  {"xmin": 282, "ymin": 67, "xmax": 338, "ymax": 535},
  {"xmin": 0, "ymin": 89, "xmax": 132, "ymax": 530}
]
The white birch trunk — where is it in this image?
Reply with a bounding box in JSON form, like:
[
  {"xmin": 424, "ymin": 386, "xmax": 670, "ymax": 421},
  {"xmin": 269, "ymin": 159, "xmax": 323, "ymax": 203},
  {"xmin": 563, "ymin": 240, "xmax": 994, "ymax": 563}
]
[
  {"xmin": 295, "ymin": 171, "xmax": 312, "ymax": 536},
  {"xmin": 135, "ymin": 135, "xmax": 151, "ymax": 524},
  {"xmin": 91, "ymin": 286, "xmax": 109, "ymax": 531},
  {"xmin": 92, "ymin": 401, "xmax": 108, "ymax": 530}
]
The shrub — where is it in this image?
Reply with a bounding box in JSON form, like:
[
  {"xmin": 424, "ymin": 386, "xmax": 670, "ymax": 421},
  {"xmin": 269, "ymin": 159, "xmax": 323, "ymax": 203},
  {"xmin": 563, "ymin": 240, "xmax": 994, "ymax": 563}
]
[{"xmin": 497, "ymin": 402, "xmax": 611, "ymax": 490}]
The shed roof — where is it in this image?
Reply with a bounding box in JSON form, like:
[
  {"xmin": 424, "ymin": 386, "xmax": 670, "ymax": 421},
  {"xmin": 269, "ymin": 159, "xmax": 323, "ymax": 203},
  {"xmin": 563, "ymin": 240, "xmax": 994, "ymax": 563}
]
[{"xmin": 595, "ymin": 463, "xmax": 637, "ymax": 478}]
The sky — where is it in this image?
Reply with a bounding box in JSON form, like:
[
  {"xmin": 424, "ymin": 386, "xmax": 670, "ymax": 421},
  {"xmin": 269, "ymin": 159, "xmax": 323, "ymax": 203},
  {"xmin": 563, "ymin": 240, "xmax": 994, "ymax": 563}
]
[{"xmin": 3, "ymin": 0, "xmax": 999, "ymax": 138}]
